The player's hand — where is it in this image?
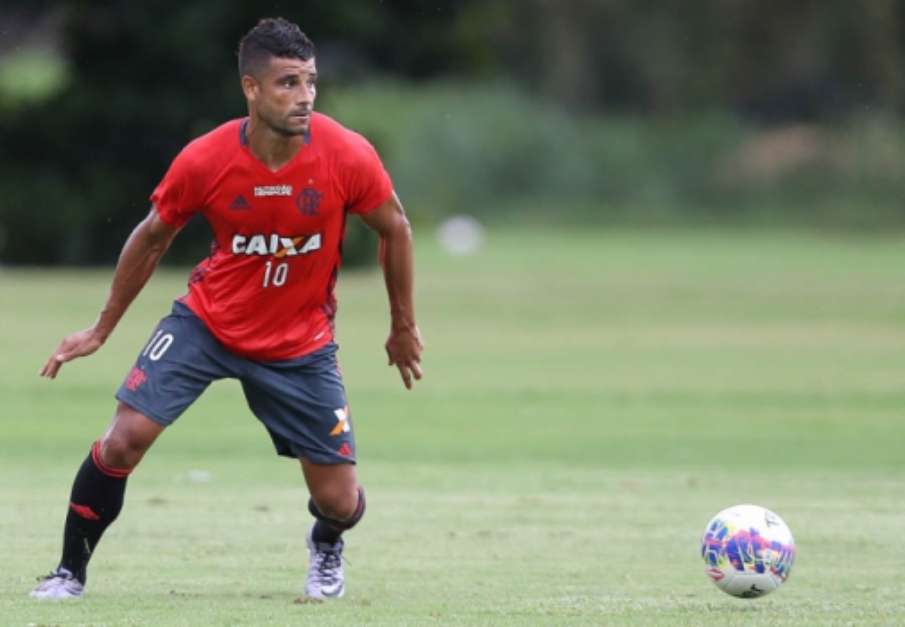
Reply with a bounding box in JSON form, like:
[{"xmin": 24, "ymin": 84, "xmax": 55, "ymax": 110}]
[
  {"xmin": 385, "ymin": 324, "xmax": 423, "ymax": 390},
  {"xmin": 40, "ymin": 327, "xmax": 106, "ymax": 379}
]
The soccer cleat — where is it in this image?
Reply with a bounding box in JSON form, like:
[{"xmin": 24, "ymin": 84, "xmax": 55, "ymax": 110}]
[
  {"xmin": 305, "ymin": 531, "xmax": 345, "ymax": 599},
  {"xmin": 30, "ymin": 567, "xmax": 84, "ymax": 600}
]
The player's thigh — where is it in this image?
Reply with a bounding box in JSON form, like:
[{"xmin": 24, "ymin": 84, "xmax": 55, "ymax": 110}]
[
  {"xmin": 115, "ymin": 302, "xmax": 239, "ymax": 428},
  {"xmin": 242, "ymin": 343, "xmax": 356, "ymax": 465}
]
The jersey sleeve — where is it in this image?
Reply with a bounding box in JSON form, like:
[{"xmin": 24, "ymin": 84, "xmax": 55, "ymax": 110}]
[
  {"xmin": 150, "ymin": 147, "xmax": 206, "ymax": 228},
  {"xmin": 343, "ymin": 134, "xmax": 393, "ymax": 215}
]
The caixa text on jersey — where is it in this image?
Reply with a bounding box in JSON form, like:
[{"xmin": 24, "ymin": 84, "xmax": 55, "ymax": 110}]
[{"xmin": 231, "ymin": 233, "xmax": 322, "ymax": 257}]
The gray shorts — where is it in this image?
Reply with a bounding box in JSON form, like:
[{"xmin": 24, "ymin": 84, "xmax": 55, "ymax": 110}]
[{"xmin": 115, "ymin": 301, "xmax": 356, "ymax": 464}]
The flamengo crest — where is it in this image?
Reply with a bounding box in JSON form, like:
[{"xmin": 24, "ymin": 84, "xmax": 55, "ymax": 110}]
[{"xmin": 297, "ymin": 187, "xmax": 322, "ymax": 216}]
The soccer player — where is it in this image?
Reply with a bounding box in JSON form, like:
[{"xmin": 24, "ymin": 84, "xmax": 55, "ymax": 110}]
[{"xmin": 31, "ymin": 17, "xmax": 422, "ymax": 601}]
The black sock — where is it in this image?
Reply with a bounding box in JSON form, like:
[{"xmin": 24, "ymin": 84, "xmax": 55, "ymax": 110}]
[
  {"xmin": 311, "ymin": 519, "xmax": 343, "ymax": 544},
  {"xmin": 58, "ymin": 441, "xmax": 130, "ymax": 583}
]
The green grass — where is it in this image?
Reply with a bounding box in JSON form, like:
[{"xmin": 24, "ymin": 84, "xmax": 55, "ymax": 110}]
[{"xmin": 2, "ymin": 227, "xmax": 905, "ymax": 625}]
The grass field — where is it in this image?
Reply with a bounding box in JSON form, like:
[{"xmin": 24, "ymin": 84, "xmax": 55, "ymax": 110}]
[{"xmin": 2, "ymin": 227, "xmax": 905, "ymax": 625}]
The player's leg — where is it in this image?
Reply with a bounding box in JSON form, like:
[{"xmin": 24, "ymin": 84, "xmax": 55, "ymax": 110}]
[
  {"xmin": 31, "ymin": 404, "xmax": 164, "ymax": 600},
  {"xmin": 32, "ymin": 302, "xmax": 235, "ymax": 599},
  {"xmin": 301, "ymin": 460, "xmax": 365, "ymax": 600},
  {"xmin": 302, "ymin": 459, "xmax": 364, "ymax": 542},
  {"xmin": 64, "ymin": 403, "xmax": 163, "ymax": 572},
  {"xmin": 240, "ymin": 342, "xmax": 362, "ymax": 599}
]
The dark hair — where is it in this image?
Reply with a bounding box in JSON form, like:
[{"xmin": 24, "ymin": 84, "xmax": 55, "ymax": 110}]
[{"xmin": 238, "ymin": 17, "xmax": 315, "ymax": 78}]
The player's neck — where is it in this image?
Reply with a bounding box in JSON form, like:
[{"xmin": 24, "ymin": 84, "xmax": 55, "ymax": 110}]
[{"xmin": 245, "ymin": 118, "xmax": 307, "ymax": 172}]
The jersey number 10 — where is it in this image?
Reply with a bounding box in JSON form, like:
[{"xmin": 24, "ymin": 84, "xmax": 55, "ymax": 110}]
[{"xmin": 263, "ymin": 261, "xmax": 289, "ymax": 288}]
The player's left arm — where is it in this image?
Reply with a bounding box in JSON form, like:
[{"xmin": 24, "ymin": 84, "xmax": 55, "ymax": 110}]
[{"xmin": 358, "ymin": 192, "xmax": 423, "ymax": 390}]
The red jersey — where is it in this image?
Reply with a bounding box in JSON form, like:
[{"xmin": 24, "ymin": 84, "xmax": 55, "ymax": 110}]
[{"xmin": 150, "ymin": 113, "xmax": 393, "ymax": 361}]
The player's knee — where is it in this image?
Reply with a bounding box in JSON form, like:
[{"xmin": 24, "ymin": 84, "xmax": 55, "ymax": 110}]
[
  {"xmin": 99, "ymin": 403, "xmax": 160, "ymax": 469},
  {"xmin": 99, "ymin": 432, "xmax": 146, "ymax": 469},
  {"xmin": 309, "ymin": 486, "xmax": 365, "ymax": 530},
  {"xmin": 313, "ymin": 485, "xmax": 359, "ymax": 520}
]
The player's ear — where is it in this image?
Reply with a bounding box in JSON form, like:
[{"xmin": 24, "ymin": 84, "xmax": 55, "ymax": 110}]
[{"xmin": 241, "ymin": 74, "xmax": 259, "ymax": 102}]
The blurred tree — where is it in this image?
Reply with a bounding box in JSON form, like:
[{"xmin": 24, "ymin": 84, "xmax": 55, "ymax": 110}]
[
  {"xmin": 4, "ymin": 0, "xmax": 905, "ymax": 265},
  {"xmin": 0, "ymin": 0, "xmax": 491, "ymax": 265},
  {"xmin": 465, "ymin": 0, "xmax": 905, "ymax": 117}
]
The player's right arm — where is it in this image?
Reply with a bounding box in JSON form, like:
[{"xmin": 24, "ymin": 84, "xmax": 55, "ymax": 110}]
[{"xmin": 40, "ymin": 207, "xmax": 180, "ymax": 379}]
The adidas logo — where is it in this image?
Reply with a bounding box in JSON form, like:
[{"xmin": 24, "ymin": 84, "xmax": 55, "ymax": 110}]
[{"xmin": 230, "ymin": 194, "xmax": 250, "ymax": 210}]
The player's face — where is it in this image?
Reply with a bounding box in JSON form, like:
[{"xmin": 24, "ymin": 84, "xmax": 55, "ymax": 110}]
[{"xmin": 250, "ymin": 56, "xmax": 317, "ymax": 136}]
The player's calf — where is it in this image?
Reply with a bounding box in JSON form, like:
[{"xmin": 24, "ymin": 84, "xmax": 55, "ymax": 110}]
[
  {"xmin": 31, "ymin": 440, "xmax": 132, "ymax": 599},
  {"xmin": 304, "ymin": 487, "xmax": 365, "ymax": 600}
]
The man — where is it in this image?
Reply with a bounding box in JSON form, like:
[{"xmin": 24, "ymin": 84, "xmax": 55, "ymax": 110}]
[{"xmin": 31, "ymin": 17, "xmax": 422, "ymax": 601}]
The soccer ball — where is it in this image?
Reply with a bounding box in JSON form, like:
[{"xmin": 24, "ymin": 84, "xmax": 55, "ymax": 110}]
[{"xmin": 700, "ymin": 504, "xmax": 796, "ymax": 598}]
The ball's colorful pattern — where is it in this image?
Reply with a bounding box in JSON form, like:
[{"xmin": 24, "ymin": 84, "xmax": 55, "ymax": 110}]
[{"xmin": 701, "ymin": 505, "xmax": 796, "ymax": 598}]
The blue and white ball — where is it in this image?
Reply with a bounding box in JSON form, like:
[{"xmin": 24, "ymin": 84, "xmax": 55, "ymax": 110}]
[{"xmin": 701, "ymin": 504, "xmax": 796, "ymax": 598}]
